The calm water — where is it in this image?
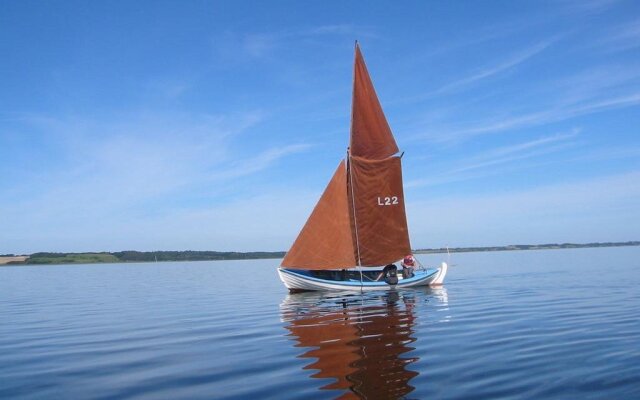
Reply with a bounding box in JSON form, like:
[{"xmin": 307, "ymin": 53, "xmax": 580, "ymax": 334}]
[{"xmin": 1, "ymin": 247, "xmax": 639, "ymax": 399}]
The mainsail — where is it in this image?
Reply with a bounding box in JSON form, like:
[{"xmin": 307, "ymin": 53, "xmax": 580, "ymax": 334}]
[
  {"xmin": 349, "ymin": 156, "xmax": 410, "ymax": 266},
  {"xmin": 282, "ymin": 43, "xmax": 411, "ymax": 270}
]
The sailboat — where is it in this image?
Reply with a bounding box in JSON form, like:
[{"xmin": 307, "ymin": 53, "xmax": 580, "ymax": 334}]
[{"xmin": 278, "ymin": 43, "xmax": 447, "ymax": 292}]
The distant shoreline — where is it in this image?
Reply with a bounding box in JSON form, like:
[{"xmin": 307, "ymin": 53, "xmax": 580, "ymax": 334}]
[
  {"xmin": 413, "ymin": 241, "xmax": 640, "ymax": 254},
  {"xmin": 1, "ymin": 241, "xmax": 638, "ymax": 266}
]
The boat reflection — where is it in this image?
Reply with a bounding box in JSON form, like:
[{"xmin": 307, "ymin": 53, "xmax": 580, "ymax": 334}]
[{"xmin": 281, "ymin": 290, "xmax": 429, "ymax": 399}]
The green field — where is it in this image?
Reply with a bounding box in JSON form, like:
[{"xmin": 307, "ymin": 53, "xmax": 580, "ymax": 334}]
[
  {"xmin": 18, "ymin": 250, "xmax": 286, "ymax": 265},
  {"xmin": 26, "ymin": 253, "xmax": 120, "ymax": 264}
]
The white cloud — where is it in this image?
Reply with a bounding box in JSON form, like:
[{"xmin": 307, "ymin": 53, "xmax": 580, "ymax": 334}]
[
  {"xmin": 1, "ymin": 186, "xmax": 321, "ymax": 254},
  {"xmin": 408, "ymin": 171, "xmax": 640, "ymax": 248},
  {"xmin": 0, "ymin": 111, "xmax": 315, "ymax": 253},
  {"xmin": 126, "ymin": 189, "xmax": 320, "ymax": 252}
]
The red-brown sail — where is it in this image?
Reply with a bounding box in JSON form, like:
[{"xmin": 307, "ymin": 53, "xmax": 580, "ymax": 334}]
[
  {"xmin": 282, "ymin": 43, "xmax": 411, "ymax": 270},
  {"xmin": 349, "ymin": 155, "xmax": 411, "ymax": 266},
  {"xmin": 281, "ymin": 161, "xmax": 357, "ymax": 269},
  {"xmin": 350, "ymin": 43, "xmax": 399, "ymax": 160}
]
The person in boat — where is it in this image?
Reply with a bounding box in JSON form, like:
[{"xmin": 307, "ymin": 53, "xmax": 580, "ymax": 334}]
[
  {"xmin": 401, "ymin": 255, "xmax": 416, "ymax": 278},
  {"xmin": 376, "ymin": 264, "xmax": 398, "ymax": 284}
]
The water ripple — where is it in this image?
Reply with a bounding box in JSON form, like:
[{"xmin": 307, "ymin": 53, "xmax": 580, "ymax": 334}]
[{"xmin": 1, "ymin": 249, "xmax": 640, "ymax": 399}]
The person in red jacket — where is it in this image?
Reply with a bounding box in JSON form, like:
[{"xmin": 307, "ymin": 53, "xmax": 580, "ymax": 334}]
[{"xmin": 401, "ymin": 255, "xmax": 415, "ymax": 278}]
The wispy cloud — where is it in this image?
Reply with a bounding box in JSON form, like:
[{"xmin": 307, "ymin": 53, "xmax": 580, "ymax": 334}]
[
  {"xmin": 556, "ymin": 0, "xmax": 621, "ymax": 16},
  {"xmin": 145, "ymin": 79, "xmax": 193, "ymax": 100},
  {"xmin": 242, "ymin": 33, "xmax": 279, "ymax": 58},
  {"xmin": 406, "ymin": 130, "xmax": 580, "ymax": 188},
  {"xmin": 0, "ymin": 111, "xmax": 314, "ymax": 251},
  {"xmin": 436, "ymin": 40, "xmax": 554, "ymax": 95},
  {"xmin": 0, "ymin": 115, "xmax": 319, "ymax": 253},
  {"xmin": 452, "ymin": 130, "xmax": 580, "ymax": 173},
  {"xmin": 561, "ymin": 144, "xmax": 640, "ymax": 164},
  {"xmin": 2, "ymin": 185, "xmax": 322, "ymax": 253},
  {"xmin": 549, "ymin": 64, "xmax": 640, "ymax": 106},
  {"xmin": 212, "ymin": 31, "xmax": 279, "ymax": 64},
  {"xmin": 1, "ymin": 112, "xmax": 252, "ymax": 199},
  {"xmin": 305, "ymin": 24, "xmax": 377, "ymax": 38},
  {"xmin": 420, "ymin": 93, "xmax": 640, "ymax": 143},
  {"xmin": 595, "ymin": 19, "xmax": 640, "ymax": 53},
  {"xmin": 207, "ymin": 143, "xmax": 313, "ymax": 181},
  {"xmin": 212, "ymin": 24, "xmax": 376, "ymax": 64},
  {"xmin": 399, "ymin": 40, "xmax": 555, "ymax": 105}
]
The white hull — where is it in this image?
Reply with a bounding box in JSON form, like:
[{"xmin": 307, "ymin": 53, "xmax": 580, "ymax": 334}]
[{"xmin": 278, "ymin": 263, "xmax": 448, "ymax": 292}]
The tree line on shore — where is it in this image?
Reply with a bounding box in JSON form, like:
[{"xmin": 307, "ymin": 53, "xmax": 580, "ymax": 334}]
[
  {"xmin": 8, "ymin": 250, "xmax": 286, "ymax": 265},
  {"xmin": 414, "ymin": 241, "xmax": 640, "ymax": 254},
  {"xmin": 2, "ymin": 241, "xmax": 638, "ymax": 265}
]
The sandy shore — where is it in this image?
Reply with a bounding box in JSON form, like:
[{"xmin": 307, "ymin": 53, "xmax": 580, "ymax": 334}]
[{"xmin": 0, "ymin": 256, "xmax": 28, "ymax": 265}]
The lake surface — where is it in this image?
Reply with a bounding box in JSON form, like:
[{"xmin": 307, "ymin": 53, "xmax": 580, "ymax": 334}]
[{"xmin": 1, "ymin": 247, "xmax": 639, "ymax": 399}]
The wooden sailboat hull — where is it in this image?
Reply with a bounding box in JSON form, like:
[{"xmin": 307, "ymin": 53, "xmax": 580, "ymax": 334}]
[{"xmin": 278, "ymin": 263, "xmax": 447, "ymax": 292}]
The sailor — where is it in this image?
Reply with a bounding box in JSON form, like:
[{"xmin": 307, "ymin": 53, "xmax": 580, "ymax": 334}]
[
  {"xmin": 376, "ymin": 264, "xmax": 398, "ymax": 284},
  {"xmin": 401, "ymin": 255, "xmax": 416, "ymax": 278}
]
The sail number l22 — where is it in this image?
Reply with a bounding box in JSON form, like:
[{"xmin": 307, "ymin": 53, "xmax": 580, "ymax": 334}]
[{"xmin": 377, "ymin": 196, "xmax": 399, "ymax": 206}]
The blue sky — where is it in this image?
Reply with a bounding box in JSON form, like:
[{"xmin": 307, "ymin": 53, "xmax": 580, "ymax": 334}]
[{"xmin": 1, "ymin": 0, "xmax": 639, "ymax": 254}]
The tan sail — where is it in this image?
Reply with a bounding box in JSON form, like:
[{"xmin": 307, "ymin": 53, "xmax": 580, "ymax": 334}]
[
  {"xmin": 350, "ymin": 43, "xmax": 399, "ymax": 160},
  {"xmin": 349, "ymin": 155, "xmax": 411, "ymax": 266},
  {"xmin": 281, "ymin": 161, "xmax": 357, "ymax": 269}
]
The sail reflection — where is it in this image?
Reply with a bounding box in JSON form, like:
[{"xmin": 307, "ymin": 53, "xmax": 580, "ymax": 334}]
[{"xmin": 281, "ymin": 291, "xmax": 422, "ymax": 399}]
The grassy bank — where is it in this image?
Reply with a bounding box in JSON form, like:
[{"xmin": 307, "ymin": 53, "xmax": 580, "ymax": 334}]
[
  {"xmin": 26, "ymin": 253, "xmax": 121, "ymax": 264},
  {"xmin": 8, "ymin": 250, "xmax": 287, "ymax": 266}
]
